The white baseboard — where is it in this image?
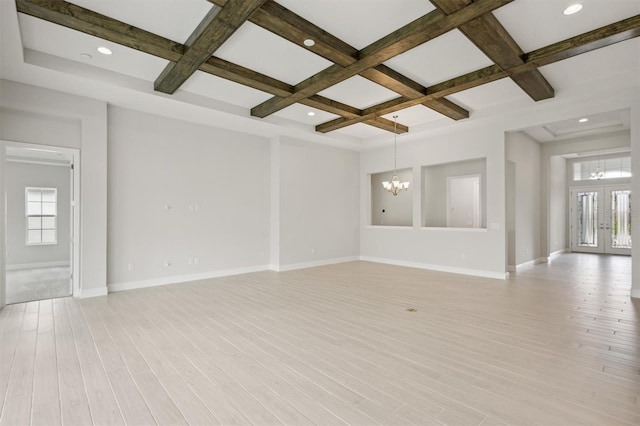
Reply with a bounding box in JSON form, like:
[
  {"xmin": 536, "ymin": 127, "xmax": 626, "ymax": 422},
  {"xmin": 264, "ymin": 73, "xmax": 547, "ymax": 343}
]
[
  {"xmin": 6, "ymin": 260, "xmax": 70, "ymax": 271},
  {"xmin": 360, "ymin": 256, "xmax": 509, "ymax": 280},
  {"xmin": 550, "ymin": 249, "xmax": 567, "ymax": 257},
  {"xmin": 79, "ymin": 287, "xmax": 108, "ymax": 299},
  {"xmin": 108, "ymin": 264, "xmax": 270, "ymax": 293},
  {"xmin": 274, "ymin": 256, "xmax": 359, "ymax": 272},
  {"xmin": 631, "ymin": 288, "xmax": 640, "ymax": 299}
]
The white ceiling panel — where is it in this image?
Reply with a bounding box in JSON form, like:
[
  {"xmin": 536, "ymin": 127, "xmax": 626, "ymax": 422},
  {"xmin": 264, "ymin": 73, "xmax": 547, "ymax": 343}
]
[
  {"xmin": 272, "ymin": 103, "xmax": 339, "ymax": 126},
  {"xmin": 179, "ymin": 71, "xmax": 272, "ymax": 109},
  {"xmin": 317, "ymin": 76, "xmax": 400, "ymax": 110},
  {"xmin": 68, "ymin": 0, "xmax": 212, "ymax": 44},
  {"xmin": 19, "ymin": 15, "xmax": 168, "ymax": 81},
  {"xmin": 381, "ymin": 105, "xmax": 447, "ymax": 127},
  {"xmin": 539, "ymin": 38, "xmax": 640, "ymax": 89},
  {"xmin": 276, "ymin": 0, "xmax": 434, "ymax": 50},
  {"xmin": 384, "ymin": 29, "xmax": 494, "ymax": 87},
  {"xmin": 334, "ymin": 123, "xmax": 387, "ymax": 140},
  {"xmin": 493, "ymin": 0, "xmax": 640, "ymax": 52},
  {"xmin": 447, "ymin": 78, "xmax": 526, "ymax": 111},
  {"xmin": 214, "ymin": 22, "xmax": 333, "ymax": 85}
]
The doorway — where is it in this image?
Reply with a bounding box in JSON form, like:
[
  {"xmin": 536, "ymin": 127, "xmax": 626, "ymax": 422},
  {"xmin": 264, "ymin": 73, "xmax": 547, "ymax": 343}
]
[
  {"xmin": 570, "ymin": 185, "xmax": 631, "ymax": 255},
  {"xmin": 1, "ymin": 141, "xmax": 80, "ymax": 305}
]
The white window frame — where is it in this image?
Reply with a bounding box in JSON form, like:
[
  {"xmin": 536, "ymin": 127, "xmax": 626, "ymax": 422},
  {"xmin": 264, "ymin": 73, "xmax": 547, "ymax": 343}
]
[{"xmin": 26, "ymin": 187, "xmax": 57, "ymax": 245}]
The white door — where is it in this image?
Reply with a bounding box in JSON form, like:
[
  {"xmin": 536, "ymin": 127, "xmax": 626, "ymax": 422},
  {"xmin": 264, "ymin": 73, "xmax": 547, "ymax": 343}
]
[
  {"xmin": 447, "ymin": 175, "xmax": 481, "ymax": 228},
  {"xmin": 570, "ymin": 185, "xmax": 631, "ymax": 255}
]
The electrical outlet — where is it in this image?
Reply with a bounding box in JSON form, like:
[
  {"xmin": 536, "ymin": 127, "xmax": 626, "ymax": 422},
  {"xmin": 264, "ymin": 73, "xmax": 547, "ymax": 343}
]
[
  {"xmin": 194, "ymin": 257, "xmax": 199, "ymax": 265},
  {"xmin": 164, "ymin": 261, "xmax": 171, "ymax": 267},
  {"xmin": 188, "ymin": 258, "xmax": 193, "ymax": 265},
  {"xmin": 127, "ymin": 263, "xmax": 134, "ymax": 271}
]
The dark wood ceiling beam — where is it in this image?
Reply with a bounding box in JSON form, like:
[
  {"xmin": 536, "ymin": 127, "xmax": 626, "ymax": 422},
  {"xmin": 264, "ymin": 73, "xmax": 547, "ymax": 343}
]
[
  {"xmin": 15, "ymin": 0, "xmax": 184, "ymax": 61},
  {"xmin": 316, "ymin": 14, "xmax": 640, "ymax": 133},
  {"xmin": 208, "ymin": 0, "xmax": 468, "ymax": 121},
  {"xmin": 15, "ymin": 0, "xmax": 408, "ymax": 133},
  {"xmin": 154, "ymin": 0, "xmax": 266, "ymax": 94},
  {"xmin": 429, "ymin": 0, "xmax": 554, "ymax": 101},
  {"xmin": 250, "ymin": 0, "xmax": 514, "ymax": 118}
]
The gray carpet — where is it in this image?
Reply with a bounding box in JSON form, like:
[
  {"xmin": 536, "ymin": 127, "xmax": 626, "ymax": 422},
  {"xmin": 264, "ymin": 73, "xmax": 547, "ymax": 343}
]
[{"xmin": 6, "ymin": 266, "xmax": 72, "ymax": 304}]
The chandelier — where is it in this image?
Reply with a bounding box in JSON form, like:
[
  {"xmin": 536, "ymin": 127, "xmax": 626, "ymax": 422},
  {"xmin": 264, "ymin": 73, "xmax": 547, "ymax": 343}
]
[
  {"xmin": 589, "ymin": 152, "xmax": 604, "ymax": 180},
  {"xmin": 382, "ymin": 116, "xmax": 410, "ymax": 195}
]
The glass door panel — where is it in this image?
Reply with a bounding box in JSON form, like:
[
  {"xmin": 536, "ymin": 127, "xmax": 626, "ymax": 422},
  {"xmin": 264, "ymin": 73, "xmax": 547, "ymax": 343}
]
[
  {"xmin": 572, "ymin": 187, "xmax": 603, "ymax": 253},
  {"xmin": 606, "ymin": 186, "xmax": 631, "ymax": 255},
  {"xmin": 577, "ymin": 191, "xmax": 599, "ymax": 248}
]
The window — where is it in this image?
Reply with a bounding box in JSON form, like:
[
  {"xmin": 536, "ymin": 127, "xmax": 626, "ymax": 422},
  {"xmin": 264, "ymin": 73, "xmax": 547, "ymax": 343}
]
[
  {"xmin": 26, "ymin": 187, "xmax": 57, "ymax": 245},
  {"xmin": 573, "ymin": 155, "xmax": 631, "ymax": 181}
]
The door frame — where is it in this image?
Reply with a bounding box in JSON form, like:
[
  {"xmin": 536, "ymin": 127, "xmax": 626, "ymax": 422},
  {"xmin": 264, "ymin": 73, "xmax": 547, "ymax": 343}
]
[
  {"xmin": 569, "ymin": 184, "xmax": 631, "ymax": 255},
  {"xmin": 0, "ymin": 140, "xmax": 81, "ymax": 306}
]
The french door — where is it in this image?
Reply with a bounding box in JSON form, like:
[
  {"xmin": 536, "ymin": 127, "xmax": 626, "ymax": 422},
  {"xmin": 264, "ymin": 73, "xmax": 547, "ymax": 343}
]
[{"xmin": 570, "ymin": 185, "xmax": 631, "ymax": 255}]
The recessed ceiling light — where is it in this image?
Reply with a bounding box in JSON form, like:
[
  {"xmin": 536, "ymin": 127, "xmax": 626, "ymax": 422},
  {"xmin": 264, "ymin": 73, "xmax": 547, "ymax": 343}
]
[
  {"xmin": 563, "ymin": 3, "xmax": 583, "ymax": 15},
  {"xmin": 303, "ymin": 39, "xmax": 315, "ymax": 47},
  {"xmin": 579, "ymin": 118, "xmax": 589, "ymax": 123},
  {"xmin": 80, "ymin": 53, "xmax": 92, "ymax": 60},
  {"xmin": 97, "ymin": 46, "xmax": 112, "ymax": 55},
  {"xmin": 307, "ymin": 111, "xmax": 316, "ymax": 116}
]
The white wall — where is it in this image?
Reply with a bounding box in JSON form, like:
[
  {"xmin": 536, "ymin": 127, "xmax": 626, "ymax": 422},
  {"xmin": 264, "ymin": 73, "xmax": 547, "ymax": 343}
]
[
  {"xmin": 107, "ymin": 106, "xmax": 271, "ymax": 287},
  {"xmin": 371, "ymin": 168, "xmax": 412, "ymax": 226},
  {"xmin": 0, "ymin": 79, "xmax": 107, "ymax": 298},
  {"xmin": 549, "ymin": 155, "xmax": 567, "ymax": 254},
  {"xmin": 277, "ymin": 137, "xmax": 359, "ymax": 268},
  {"xmin": 6, "ymin": 162, "xmax": 70, "ymax": 267},
  {"xmin": 506, "ymin": 131, "xmax": 542, "ymax": 266},
  {"xmin": 361, "ymin": 124, "xmax": 506, "ymax": 278},
  {"xmin": 422, "ymin": 158, "xmax": 486, "ymax": 228}
]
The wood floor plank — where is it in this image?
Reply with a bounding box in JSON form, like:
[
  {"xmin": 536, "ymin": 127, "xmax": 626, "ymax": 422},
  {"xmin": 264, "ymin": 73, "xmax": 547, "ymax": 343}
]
[{"xmin": 1, "ymin": 254, "xmax": 638, "ymax": 425}]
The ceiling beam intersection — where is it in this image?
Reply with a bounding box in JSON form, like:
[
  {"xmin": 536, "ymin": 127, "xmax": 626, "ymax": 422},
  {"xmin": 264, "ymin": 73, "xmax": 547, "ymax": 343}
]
[
  {"xmin": 154, "ymin": 0, "xmax": 266, "ymax": 94},
  {"xmin": 14, "ymin": 0, "xmax": 408, "ymax": 134},
  {"xmin": 250, "ymin": 0, "xmax": 515, "ymax": 119},
  {"xmin": 429, "ymin": 0, "xmax": 554, "ymax": 101},
  {"xmin": 207, "ymin": 0, "xmax": 469, "ymax": 121},
  {"xmin": 316, "ymin": 14, "xmax": 640, "ymax": 133}
]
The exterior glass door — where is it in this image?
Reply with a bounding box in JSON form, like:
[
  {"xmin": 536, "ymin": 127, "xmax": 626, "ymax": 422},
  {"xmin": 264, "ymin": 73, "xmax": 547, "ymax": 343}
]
[{"xmin": 571, "ymin": 185, "xmax": 631, "ymax": 255}]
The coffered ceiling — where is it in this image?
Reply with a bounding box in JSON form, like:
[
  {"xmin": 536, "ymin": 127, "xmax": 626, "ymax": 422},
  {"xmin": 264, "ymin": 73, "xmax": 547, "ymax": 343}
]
[{"xmin": 1, "ymin": 0, "xmax": 639, "ymax": 146}]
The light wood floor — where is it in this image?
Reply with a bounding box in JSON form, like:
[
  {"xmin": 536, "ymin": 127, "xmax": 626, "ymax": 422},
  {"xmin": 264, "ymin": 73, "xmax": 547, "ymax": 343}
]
[{"xmin": 0, "ymin": 254, "xmax": 638, "ymax": 425}]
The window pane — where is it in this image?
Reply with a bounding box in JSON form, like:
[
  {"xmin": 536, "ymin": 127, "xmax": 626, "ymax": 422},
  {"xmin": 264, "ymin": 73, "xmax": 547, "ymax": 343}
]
[
  {"xmin": 27, "ymin": 202, "xmax": 42, "ymax": 215},
  {"xmin": 27, "ymin": 217, "xmax": 42, "ymax": 230},
  {"xmin": 28, "ymin": 230, "xmax": 42, "ymax": 244},
  {"xmin": 42, "ymin": 217, "xmax": 56, "ymax": 229},
  {"xmin": 27, "ymin": 190, "xmax": 41, "ymax": 202},
  {"xmin": 611, "ymin": 190, "xmax": 632, "ymax": 249},
  {"xmin": 41, "ymin": 202, "xmax": 56, "ymax": 215},
  {"xmin": 41, "ymin": 190, "xmax": 56, "ymax": 202},
  {"xmin": 41, "ymin": 230, "xmax": 56, "ymax": 243}
]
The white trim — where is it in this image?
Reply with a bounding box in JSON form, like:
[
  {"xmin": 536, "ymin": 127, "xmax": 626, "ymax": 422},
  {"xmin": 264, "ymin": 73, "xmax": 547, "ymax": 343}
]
[
  {"xmin": 511, "ymin": 257, "xmax": 549, "ymax": 271},
  {"xmin": 6, "ymin": 260, "xmax": 70, "ymax": 271},
  {"xmin": 108, "ymin": 264, "xmax": 270, "ymax": 293},
  {"xmin": 274, "ymin": 256, "xmax": 359, "ymax": 272},
  {"xmin": 365, "ymin": 225, "xmax": 413, "ymax": 230},
  {"xmin": 631, "ymin": 288, "xmax": 640, "ymax": 299},
  {"xmin": 419, "ymin": 227, "xmax": 488, "ymax": 232},
  {"xmin": 6, "ymin": 158, "xmax": 70, "ymax": 167},
  {"xmin": 550, "ymin": 249, "xmax": 567, "ymax": 257},
  {"xmin": 360, "ymin": 256, "xmax": 509, "ymax": 280},
  {"xmin": 79, "ymin": 287, "xmax": 108, "ymax": 299}
]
